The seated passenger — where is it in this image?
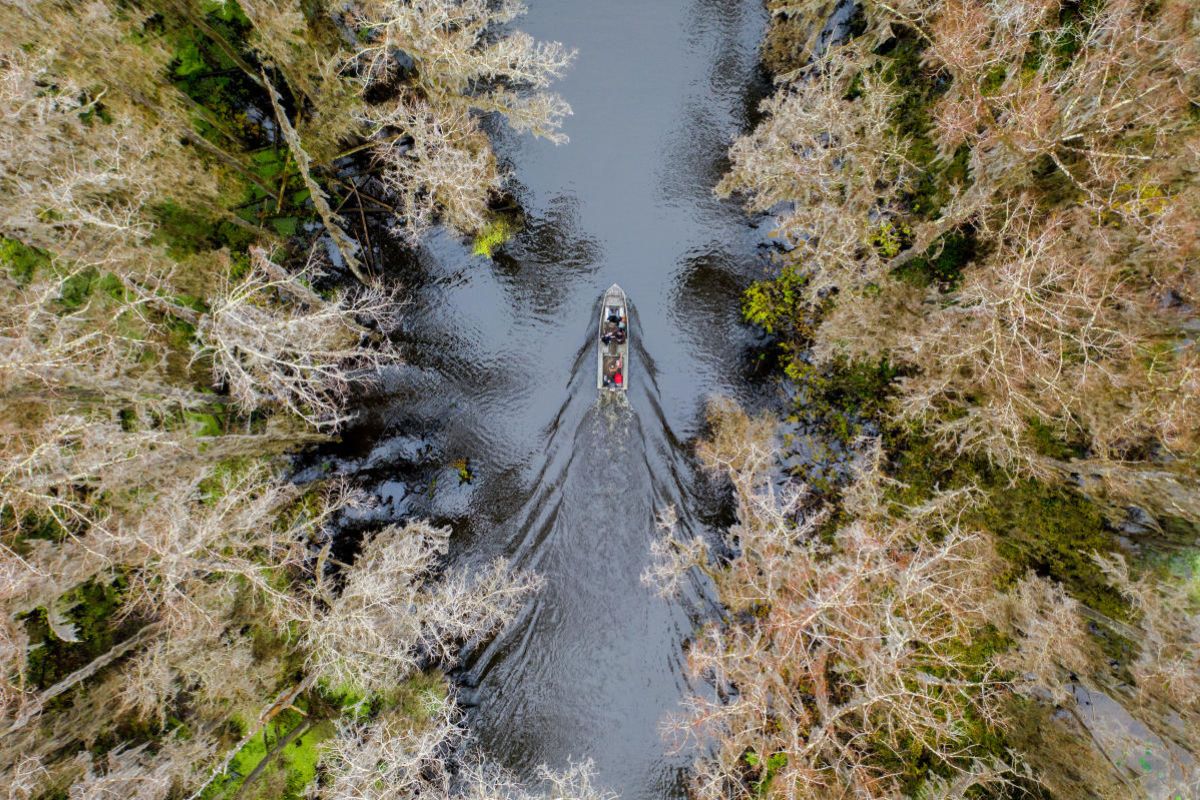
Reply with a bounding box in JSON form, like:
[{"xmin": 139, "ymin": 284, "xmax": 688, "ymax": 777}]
[
  {"xmin": 601, "ymin": 321, "xmax": 617, "ymax": 345},
  {"xmin": 614, "ymin": 371, "xmax": 623, "ymax": 387}
]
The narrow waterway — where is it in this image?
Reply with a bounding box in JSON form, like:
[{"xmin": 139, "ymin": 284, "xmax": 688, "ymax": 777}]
[{"xmin": 322, "ymin": 2, "xmax": 773, "ymax": 797}]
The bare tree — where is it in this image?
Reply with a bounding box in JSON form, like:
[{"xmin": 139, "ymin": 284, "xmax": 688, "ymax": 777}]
[
  {"xmin": 363, "ymin": 97, "xmax": 503, "ymax": 241},
  {"xmin": 347, "ymin": 0, "xmax": 574, "ymax": 239},
  {"xmin": 717, "ymin": 45, "xmax": 911, "ymax": 299},
  {"xmin": 996, "ymin": 573, "xmax": 1098, "ymax": 705},
  {"xmin": 303, "ymin": 519, "xmax": 541, "ymax": 695},
  {"xmin": 308, "ymin": 700, "xmax": 462, "ymax": 799},
  {"xmin": 198, "ymin": 247, "xmax": 401, "ymax": 429},
  {"xmin": 350, "ymin": 0, "xmax": 574, "ymax": 140},
  {"xmin": 723, "ymin": 0, "xmax": 1200, "ymax": 525},
  {"xmin": 68, "ymin": 738, "xmax": 215, "ymax": 800},
  {"xmin": 313, "ymin": 707, "xmax": 615, "ymax": 800},
  {"xmin": 0, "ymin": 3, "xmax": 568, "ymax": 798},
  {"xmin": 456, "ymin": 759, "xmax": 618, "ymax": 800},
  {"xmin": 1092, "ymin": 554, "xmax": 1200, "ymax": 748},
  {"xmin": 0, "ymin": 43, "xmax": 215, "ymax": 284}
]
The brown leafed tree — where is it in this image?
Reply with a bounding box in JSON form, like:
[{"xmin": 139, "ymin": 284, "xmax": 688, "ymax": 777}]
[
  {"xmin": 722, "ymin": 0, "xmax": 1200, "ymax": 524},
  {"xmin": 647, "ymin": 401, "xmax": 1015, "ymax": 798}
]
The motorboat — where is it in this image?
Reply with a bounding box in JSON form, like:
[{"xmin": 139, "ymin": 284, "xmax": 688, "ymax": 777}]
[{"xmin": 597, "ymin": 284, "xmax": 629, "ymax": 393}]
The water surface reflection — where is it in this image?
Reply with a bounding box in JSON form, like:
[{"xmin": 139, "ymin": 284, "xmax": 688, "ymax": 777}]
[{"xmin": 320, "ymin": 2, "xmax": 774, "ymax": 797}]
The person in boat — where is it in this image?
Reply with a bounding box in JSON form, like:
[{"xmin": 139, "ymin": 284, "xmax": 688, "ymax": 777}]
[
  {"xmin": 602, "ymin": 355, "xmax": 623, "ymax": 388},
  {"xmin": 614, "ymin": 316, "xmax": 627, "ymax": 344},
  {"xmin": 601, "ymin": 320, "xmax": 618, "ymax": 345}
]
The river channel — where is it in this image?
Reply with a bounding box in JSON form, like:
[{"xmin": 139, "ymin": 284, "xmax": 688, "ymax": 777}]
[{"xmin": 321, "ymin": 2, "xmax": 773, "ymax": 797}]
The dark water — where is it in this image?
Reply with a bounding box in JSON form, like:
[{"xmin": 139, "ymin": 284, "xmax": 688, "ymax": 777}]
[{"xmin": 321, "ymin": 2, "xmax": 773, "ymax": 797}]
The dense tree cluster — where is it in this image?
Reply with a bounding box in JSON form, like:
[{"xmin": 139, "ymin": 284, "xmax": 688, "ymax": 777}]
[
  {"xmin": 650, "ymin": 401, "xmax": 1199, "ymax": 798},
  {"xmin": 698, "ymin": 0, "xmax": 1200, "ymax": 796},
  {"xmin": 0, "ymin": 0, "xmax": 573, "ymax": 797},
  {"xmin": 724, "ymin": 0, "xmax": 1199, "ymax": 520},
  {"xmin": 650, "ymin": 402, "xmax": 1007, "ymax": 796}
]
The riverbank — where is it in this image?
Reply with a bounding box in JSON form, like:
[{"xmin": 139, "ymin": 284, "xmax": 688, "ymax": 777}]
[{"xmin": 678, "ymin": 1, "xmax": 1200, "ymax": 796}]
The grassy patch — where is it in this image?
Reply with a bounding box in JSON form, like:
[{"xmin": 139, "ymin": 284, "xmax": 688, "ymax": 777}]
[
  {"xmin": 201, "ymin": 671, "xmax": 448, "ymax": 800},
  {"xmin": 201, "ymin": 708, "xmax": 334, "ymax": 800},
  {"xmin": 151, "ymin": 201, "xmax": 257, "ymax": 259},
  {"xmin": 383, "ymin": 669, "xmax": 448, "ymax": 725}
]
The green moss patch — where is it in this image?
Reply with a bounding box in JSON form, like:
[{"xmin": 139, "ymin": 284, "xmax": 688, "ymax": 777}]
[
  {"xmin": 977, "ymin": 478, "xmax": 1127, "ymax": 619},
  {"xmin": 472, "ymin": 217, "xmax": 517, "ymax": 258},
  {"xmin": 201, "ymin": 708, "xmax": 334, "ymax": 800},
  {"xmin": 742, "ymin": 263, "xmax": 811, "ymax": 338},
  {"xmin": 884, "ymin": 429, "xmax": 1129, "ymax": 620},
  {"xmin": 0, "ymin": 237, "xmax": 52, "ymax": 283},
  {"xmin": 23, "ymin": 577, "xmax": 131, "ymax": 692},
  {"xmin": 892, "ymin": 226, "xmax": 976, "ymax": 291}
]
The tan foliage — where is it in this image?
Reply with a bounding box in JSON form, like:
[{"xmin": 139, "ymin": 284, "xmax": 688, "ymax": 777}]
[
  {"xmin": 351, "ymin": 0, "xmax": 574, "ymax": 140},
  {"xmin": 363, "ymin": 97, "xmax": 503, "ymax": 240},
  {"xmin": 0, "ymin": 1, "xmax": 557, "ymax": 797},
  {"xmin": 312, "ymin": 701, "xmax": 613, "ymax": 800},
  {"xmin": 724, "ymin": 0, "xmax": 1200, "ymax": 521},
  {"xmin": 1094, "ymin": 553, "xmax": 1200, "ymax": 742},
  {"xmin": 650, "ymin": 401, "xmax": 1013, "ymax": 798},
  {"xmin": 717, "ymin": 45, "xmax": 910, "ymax": 298},
  {"xmin": 995, "ymin": 573, "xmax": 1097, "ymax": 704},
  {"xmin": 0, "ymin": 50, "xmax": 204, "ymax": 282},
  {"xmin": 310, "ymin": 700, "xmax": 464, "ymax": 799},
  {"xmin": 199, "ymin": 247, "xmax": 401, "ymax": 429},
  {"xmin": 679, "ymin": 400, "xmax": 1200, "ymax": 798},
  {"xmin": 304, "ymin": 519, "xmax": 540, "ymax": 695}
]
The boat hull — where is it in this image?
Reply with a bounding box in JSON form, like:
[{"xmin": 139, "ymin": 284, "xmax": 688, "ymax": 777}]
[{"xmin": 597, "ymin": 284, "xmax": 629, "ymax": 393}]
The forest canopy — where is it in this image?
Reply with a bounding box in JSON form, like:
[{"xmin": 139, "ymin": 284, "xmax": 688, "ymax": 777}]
[
  {"xmin": 0, "ymin": 0, "xmax": 575, "ymax": 797},
  {"xmin": 690, "ymin": 0, "xmax": 1200, "ymax": 797}
]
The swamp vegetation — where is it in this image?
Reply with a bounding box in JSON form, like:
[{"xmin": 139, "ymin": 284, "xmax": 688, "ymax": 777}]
[
  {"xmin": 1, "ymin": 0, "xmax": 1198, "ymax": 798},
  {"xmin": 647, "ymin": 0, "xmax": 1199, "ymax": 797}
]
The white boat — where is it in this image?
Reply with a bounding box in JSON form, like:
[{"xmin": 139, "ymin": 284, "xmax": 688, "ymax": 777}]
[{"xmin": 597, "ymin": 284, "xmax": 629, "ymax": 393}]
